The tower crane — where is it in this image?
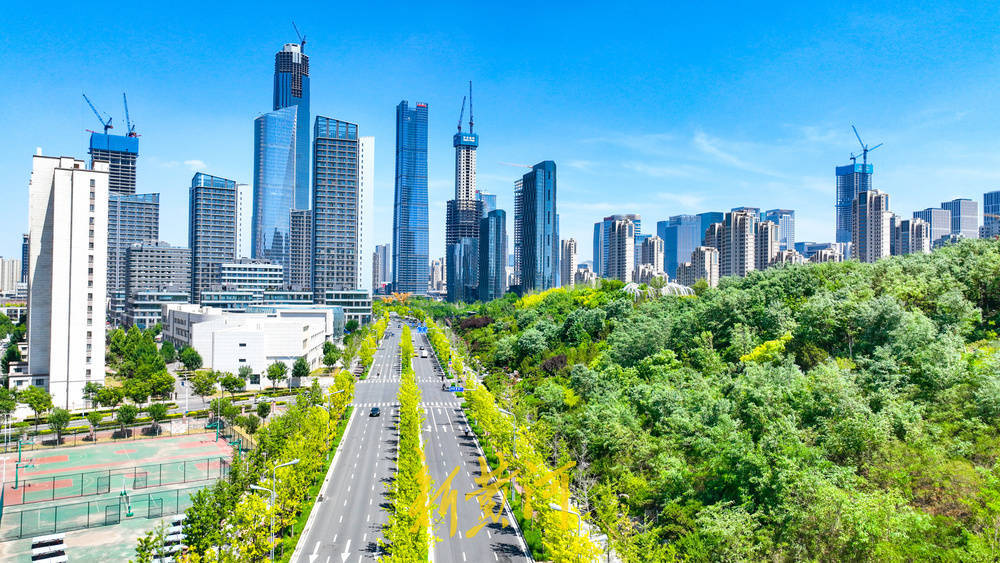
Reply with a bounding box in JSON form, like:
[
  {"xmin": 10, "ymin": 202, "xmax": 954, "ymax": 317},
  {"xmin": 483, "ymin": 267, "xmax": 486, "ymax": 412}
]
[
  {"xmin": 293, "ymin": 21, "xmax": 307, "ymax": 51},
  {"xmin": 82, "ymin": 93, "xmax": 113, "ymax": 134},
  {"xmin": 851, "ymin": 125, "xmax": 882, "ymax": 166},
  {"xmin": 468, "ymin": 80, "xmax": 474, "ymax": 133},
  {"xmin": 456, "ymin": 95, "xmax": 466, "ymax": 133},
  {"xmin": 122, "ymin": 92, "xmax": 138, "ymax": 137}
]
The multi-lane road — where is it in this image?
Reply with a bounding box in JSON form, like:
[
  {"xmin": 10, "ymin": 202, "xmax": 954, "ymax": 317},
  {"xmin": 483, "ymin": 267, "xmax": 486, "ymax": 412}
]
[{"xmin": 295, "ymin": 318, "xmax": 531, "ymax": 562}]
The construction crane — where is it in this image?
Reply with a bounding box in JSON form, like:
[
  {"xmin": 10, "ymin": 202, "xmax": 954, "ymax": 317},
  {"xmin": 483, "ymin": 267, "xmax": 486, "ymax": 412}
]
[
  {"xmin": 456, "ymin": 95, "xmax": 466, "ymax": 133},
  {"xmin": 122, "ymin": 92, "xmax": 138, "ymax": 137},
  {"xmin": 851, "ymin": 125, "xmax": 882, "ymax": 167},
  {"xmin": 82, "ymin": 93, "xmax": 113, "ymax": 134},
  {"xmin": 293, "ymin": 21, "xmax": 307, "ymax": 51},
  {"xmin": 468, "ymin": 80, "xmax": 474, "ymax": 133}
]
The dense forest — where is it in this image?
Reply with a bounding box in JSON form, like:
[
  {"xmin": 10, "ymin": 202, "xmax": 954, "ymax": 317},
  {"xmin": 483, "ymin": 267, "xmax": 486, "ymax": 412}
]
[{"xmin": 446, "ymin": 238, "xmax": 1000, "ymax": 561}]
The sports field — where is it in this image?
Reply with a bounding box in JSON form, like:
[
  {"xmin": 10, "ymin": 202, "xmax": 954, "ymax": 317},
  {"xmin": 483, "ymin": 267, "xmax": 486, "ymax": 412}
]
[{"xmin": 0, "ymin": 432, "xmax": 232, "ymax": 542}]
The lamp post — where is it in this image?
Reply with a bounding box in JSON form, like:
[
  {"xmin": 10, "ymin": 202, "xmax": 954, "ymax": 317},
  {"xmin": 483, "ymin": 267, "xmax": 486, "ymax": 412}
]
[
  {"xmin": 252, "ymin": 458, "xmax": 300, "ymax": 562},
  {"xmin": 548, "ymin": 502, "xmax": 582, "ymax": 535}
]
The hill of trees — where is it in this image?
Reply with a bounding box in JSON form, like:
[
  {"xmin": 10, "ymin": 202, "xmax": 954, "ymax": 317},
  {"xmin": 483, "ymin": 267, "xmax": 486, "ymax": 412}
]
[{"xmin": 448, "ymin": 238, "xmax": 1000, "ymax": 561}]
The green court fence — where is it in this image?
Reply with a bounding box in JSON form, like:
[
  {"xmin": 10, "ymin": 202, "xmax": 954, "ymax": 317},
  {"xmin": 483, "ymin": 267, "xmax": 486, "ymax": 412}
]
[
  {"xmin": 0, "ymin": 484, "xmax": 210, "ymax": 541},
  {"xmin": 1, "ymin": 457, "xmax": 229, "ymax": 507}
]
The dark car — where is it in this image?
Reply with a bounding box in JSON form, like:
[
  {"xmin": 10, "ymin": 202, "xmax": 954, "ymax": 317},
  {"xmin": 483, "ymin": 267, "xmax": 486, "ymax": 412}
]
[{"xmin": 369, "ymin": 407, "xmax": 381, "ymax": 417}]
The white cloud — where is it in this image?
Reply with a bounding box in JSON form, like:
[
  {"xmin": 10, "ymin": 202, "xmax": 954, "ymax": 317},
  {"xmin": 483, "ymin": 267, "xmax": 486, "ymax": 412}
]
[
  {"xmin": 183, "ymin": 159, "xmax": 206, "ymax": 171},
  {"xmin": 623, "ymin": 161, "xmax": 704, "ymax": 179},
  {"xmin": 656, "ymin": 192, "xmax": 705, "ymax": 209}
]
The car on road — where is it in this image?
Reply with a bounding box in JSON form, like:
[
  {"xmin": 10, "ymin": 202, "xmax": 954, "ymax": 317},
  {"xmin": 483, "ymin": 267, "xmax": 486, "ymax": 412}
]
[{"xmin": 369, "ymin": 407, "xmax": 381, "ymax": 417}]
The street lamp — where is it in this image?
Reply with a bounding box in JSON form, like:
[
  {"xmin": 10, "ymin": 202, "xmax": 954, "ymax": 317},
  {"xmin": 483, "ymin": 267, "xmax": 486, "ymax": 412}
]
[
  {"xmin": 252, "ymin": 458, "xmax": 300, "ymax": 562},
  {"xmin": 548, "ymin": 502, "xmax": 582, "ymax": 535}
]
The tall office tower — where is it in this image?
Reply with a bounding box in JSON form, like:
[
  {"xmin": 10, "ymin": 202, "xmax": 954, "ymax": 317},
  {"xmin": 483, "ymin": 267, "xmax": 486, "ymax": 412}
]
[
  {"xmin": 677, "ymin": 246, "xmax": 720, "ymax": 288},
  {"xmin": 658, "ymin": 215, "xmax": 700, "ymax": 279},
  {"xmin": 27, "ymin": 155, "xmax": 108, "ymax": 409},
  {"xmin": 893, "ymin": 218, "xmax": 931, "ymax": 256},
  {"xmin": 606, "ymin": 219, "xmax": 635, "ymax": 282},
  {"xmin": 392, "ymin": 101, "xmax": 429, "ymax": 295},
  {"xmin": 253, "ymin": 105, "xmax": 297, "ymax": 276},
  {"xmin": 236, "ymin": 183, "xmax": 252, "ymax": 258},
  {"xmin": 429, "ymin": 258, "xmax": 445, "ymax": 293},
  {"xmin": 273, "ymin": 42, "xmax": 311, "ymax": 210},
  {"xmin": 21, "ymin": 233, "xmax": 29, "ymax": 283},
  {"xmin": 107, "ymin": 193, "xmax": 159, "ymax": 324},
  {"xmin": 633, "ymin": 234, "xmax": 650, "ymax": 271},
  {"xmin": 446, "ymin": 97, "xmax": 482, "ymax": 302},
  {"xmin": 889, "ymin": 214, "xmax": 902, "ymax": 256},
  {"xmin": 289, "ymin": 209, "xmax": 312, "ymax": 290},
  {"xmin": 189, "ymin": 172, "xmax": 237, "ymax": 302},
  {"xmin": 985, "ymin": 190, "xmax": 1000, "ymax": 226},
  {"xmin": 703, "ymin": 222, "xmax": 724, "ymax": 252},
  {"xmin": 516, "ymin": 161, "xmax": 559, "ymax": 292},
  {"xmin": 358, "ymin": 136, "xmax": 375, "ymax": 293},
  {"xmin": 941, "ymin": 198, "xmax": 979, "ymax": 239},
  {"xmin": 88, "ymin": 132, "xmax": 138, "ymax": 195},
  {"xmin": 446, "ymin": 237, "xmax": 478, "ymax": 302},
  {"xmin": 835, "ymin": 161, "xmax": 873, "ymax": 244},
  {"xmin": 560, "ymin": 238, "xmax": 577, "ymax": 288},
  {"xmin": 476, "ymin": 190, "xmax": 497, "ymax": 216},
  {"xmin": 852, "ymin": 189, "xmax": 892, "ymax": 263},
  {"xmin": 640, "ymin": 235, "xmax": 664, "ymax": 272},
  {"xmin": 373, "ymin": 243, "xmax": 391, "ymax": 292},
  {"xmin": 763, "ymin": 209, "xmax": 795, "ymax": 251},
  {"xmin": 1, "ymin": 259, "xmax": 22, "ymax": 295},
  {"xmin": 512, "ymin": 179, "xmax": 524, "ymax": 287},
  {"xmin": 593, "ymin": 214, "xmax": 640, "ymax": 277},
  {"xmin": 913, "ymin": 207, "xmax": 952, "ymax": 245},
  {"xmin": 126, "ymin": 241, "xmax": 191, "ymax": 295},
  {"xmin": 755, "ymin": 220, "xmax": 780, "ymax": 270},
  {"xmin": 697, "ymin": 212, "xmax": 724, "ymax": 241},
  {"xmin": 713, "ymin": 210, "xmax": 756, "ymax": 277},
  {"xmin": 312, "ymin": 116, "xmax": 361, "ymax": 298},
  {"xmin": 479, "ymin": 210, "xmax": 507, "ymax": 301}
]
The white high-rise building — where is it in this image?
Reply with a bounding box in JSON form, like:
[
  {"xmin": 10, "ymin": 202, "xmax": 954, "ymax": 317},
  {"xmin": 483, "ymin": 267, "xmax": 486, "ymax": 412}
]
[
  {"xmin": 640, "ymin": 235, "xmax": 664, "ymax": 272},
  {"xmin": 1, "ymin": 258, "xmax": 22, "ymax": 295},
  {"xmin": 236, "ymin": 183, "xmax": 252, "ymax": 259},
  {"xmin": 560, "ymin": 239, "xmax": 577, "ymax": 288},
  {"xmin": 853, "ymin": 189, "xmax": 892, "ymax": 263},
  {"xmin": 358, "ymin": 136, "xmax": 375, "ymax": 293},
  {"xmin": 27, "ymin": 155, "xmax": 109, "ymax": 408},
  {"xmin": 607, "ymin": 219, "xmax": 635, "ymax": 282}
]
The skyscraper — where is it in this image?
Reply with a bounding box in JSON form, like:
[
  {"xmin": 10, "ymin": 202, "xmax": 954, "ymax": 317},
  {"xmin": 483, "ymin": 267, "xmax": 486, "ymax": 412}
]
[
  {"xmin": 677, "ymin": 246, "xmax": 719, "ymax": 288},
  {"xmin": 941, "ymin": 198, "xmax": 979, "ymax": 239},
  {"xmin": 560, "ymin": 238, "xmax": 577, "ymax": 288},
  {"xmin": 312, "ymin": 116, "xmax": 361, "ymax": 297},
  {"xmin": 697, "ymin": 212, "xmax": 724, "ymax": 243},
  {"xmin": 852, "ymin": 189, "xmax": 891, "ymax": 263},
  {"xmin": 447, "ymin": 237, "xmax": 479, "ymax": 303},
  {"xmin": 593, "ymin": 214, "xmax": 640, "ymax": 278},
  {"xmin": 479, "ymin": 210, "xmax": 508, "ymax": 301},
  {"xmin": 27, "ymin": 155, "xmax": 108, "ymax": 409},
  {"xmin": 190, "ymin": 172, "xmax": 237, "ymax": 303},
  {"xmin": 446, "ymin": 95, "xmax": 482, "ymax": 303},
  {"xmin": 252, "ymin": 105, "xmax": 297, "ymax": 277},
  {"xmin": 0, "ymin": 259, "xmax": 22, "ymax": 295},
  {"xmin": 985, "ymin": 190, "xmax": 1000, "ymax": 226},
  {"xmin": 88, "ymin": 133, "xmax": 138, "ymax": 195},
  {"xmin": 392, "ymin": 101, "xmax": 429, "ymax": 295},
  {"xmin": 126, "ymin": 241, "xmax": 191, "ymax": 296},
  {"xmin": 108, "ymin": 193, "xmax": 159, "ymax": 324},
  {"xmin": 763, "ymin": 209, "xmax": 795, "ymax": 251},
  {"xmin": 913, "ymin": 207, "xmax": 952, "ymax": 245},
  {"xmin": 755, "ymin": 220, "xmax": 779, "ymax": 270},
  {"xmin": 476, "ymin": 191, "xmax": 497, "ymax": 217},
  {"xmin": 273, "ymin": 42, "xmax": 311, "ymax": 210},
  {"xmin": 835, "ymin": 162, "xmax": 873, "ymax": 244},
  {"xmin": 289, "ymin": 209, "xmax": 312, "ymax": 290},
  {"xmin": 706, "ymin": 210, "xmax": 756, "ymax": 277},
  {"xmin": 236, "ymin": 183, "xmax": 252, "ymax": 259},
  {"xmin": 606, "ymin": 219, "xmax": 635, "ymax": 282},
  {"xmin": 21, "ymin": 233, "xmax": 29, "ymax": 284},
  {"xmin": 893, "ymin": 218, "xmax": 931, "ymax": 256},
  {"xmin": 358, "ymin": 136, "xmax": 375, "ymax": 293},
  {"xmin": 658, "ymin": 215, "xmax": 701, "ymax": 279},
  {"xmin": 640, "ymin": 235, "xmax": 664, "ymax": 273},
  {"xmin": 373, "ymin": 243, "xmax": 391, "ymax": 293},
  {"xmin": 516, "ymin": 161, "xmax": 559, "ymax": 292}
]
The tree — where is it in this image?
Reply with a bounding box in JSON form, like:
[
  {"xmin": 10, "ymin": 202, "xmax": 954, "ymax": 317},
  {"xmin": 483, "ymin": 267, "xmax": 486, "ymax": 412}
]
[
  {"xmin": 20, "ymin": 386, "xmax": 52, "ymax": 433},
  {"xmin": 220, "ymin": 372, "xmax": 245, "ymax": 397},
  {"xmin": 148, "ymin": 371, "xmax": 175, "ymax": 399},
  {"xmin": 123, "ymin": 378, "xmax": 150, "ymax": 405},
  {"xmin": 267, "ymin": 361, "xmax": 288, "ymax": 389},
  {"xmin": 324, "ymin": 348, "xmax": 340, "ymax": 371},
  {"xmin": 179, "ymin": 346, "xmax": 203, "ymax": 372},
  {"xmin": 256, "ymin": 401, "xmax": 271, "ymax": 420},
  {"xmin": 345, "ymin": 319, "xmax": 360, "ymax": 333},
  {"xmin": 1, "ymin": 343, "xmax": 21, "ymax": 374},
  {"xmin": 191, "ymin": 371, "xmax": 217, "ymax": 406},
  {"xmin": 48, "ymin": 408, "xmax": 71, "ymax": 444},
  {"xmin": 160, "ymin": 340, "xmax": 176, "ymax": 364},
  {"xmin": 109, "ymin": 328, "xmax": 127, "ymax": 360},
  {"xmin": 291, "ymin": 357, "xmax": 310, "ymax": 388},
  {"xmin": 96, "ymin": 386, "xmax": 124, "ymax": 410},
  {"xmin": 83, "ymin": 381, "xmax": 102, "ymax": 410},
  {"xmin": 237, "ymin": 413, "xmax": 261, "ymax": 435},
  {"xmin": 133, "ymin": 521, "xmax": 169, "ymax": 563},
  {"xmin": 117, "ymin": 404, "xmax": 138, "ymax": 437},
  {"xmin": 323, "ymin": 340, "xmax": 336, "ymax": 356},
  {"xmin": 309, "ymin": 379, "xmax": 323, "ymax": 405},
  {"xmin": 86, "ymin": 410, "xmax": 104, "ymax": 440},
  {"xmin": 147, "ymin": 403, "xmax": 168, "ymax": 435},
  {"xmin": 0, "ymin": 387, "xmax": 16, "ymax": 418},
  {"xmin": 238, "ymin": 365, "xmax": 253, "ymax": 382}
]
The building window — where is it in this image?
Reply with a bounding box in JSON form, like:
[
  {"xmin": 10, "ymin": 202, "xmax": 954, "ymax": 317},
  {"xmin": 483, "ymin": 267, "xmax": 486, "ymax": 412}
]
[
  {"xmin": 34, "ymin": 378, "xmax": 45, "ymax": 386},
  {"xmin": 90, "ymin": 179, "xmax": 95, "ymax": 187},
  {"xmin": 239, "ymin": 343, "xmax": 246, "ymax": 347}
]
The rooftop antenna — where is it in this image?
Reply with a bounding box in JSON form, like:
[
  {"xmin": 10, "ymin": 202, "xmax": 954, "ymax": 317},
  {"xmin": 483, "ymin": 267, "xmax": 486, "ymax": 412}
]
[
  {"xmin": 82, "ymin": 93, "xmax": 113, "ymax": 134},
  {"xmin": 457, "ymin": 95, "xmax": 466, "ymax": 133},
  {"xmin": 293, "ymin": 22, "xmax": 307, "ymax": 52},
  {"xmin": 468, "ymin": 80, "xmax": 474, "ymax": 133},
  {"xmin": 852, "ymin": 125, "xmax": 883, "ymax": 167}
]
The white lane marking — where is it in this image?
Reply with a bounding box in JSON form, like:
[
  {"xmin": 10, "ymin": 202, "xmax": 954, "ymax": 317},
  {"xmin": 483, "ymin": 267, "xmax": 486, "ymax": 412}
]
[
  {"xmin": 313, "ymin": 541, "xmax": 321, "ymax": 555},
  {"xmin": 462, "ymin": 552, "xmax": 467, "ymax": 561}
]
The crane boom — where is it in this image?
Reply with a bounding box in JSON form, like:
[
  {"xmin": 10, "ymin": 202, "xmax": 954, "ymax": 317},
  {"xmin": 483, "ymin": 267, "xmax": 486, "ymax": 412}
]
[
  {"xmin": 82, "ymin": 93, "xmax": 113, "ymax": 133},
  {"xmin": 457, "ymin": 95, "xmax": 466, "ymax": 133},
  {"xmin": 292, "ymin": 21, "xmax": 307, "ymax": 51},
  {"xmin": 122, "ymin": 92, "xmax": 137, "ymax": 137},
  {"xmin": 468, "ymin": 80, "xmax": 474, "ymax": 133}
]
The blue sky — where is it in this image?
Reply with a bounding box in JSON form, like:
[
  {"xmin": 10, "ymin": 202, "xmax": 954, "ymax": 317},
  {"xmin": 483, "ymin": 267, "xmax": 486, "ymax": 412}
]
[{"xmin": 1, "ymin": 1, "xmax": 998, "ymax": 262}]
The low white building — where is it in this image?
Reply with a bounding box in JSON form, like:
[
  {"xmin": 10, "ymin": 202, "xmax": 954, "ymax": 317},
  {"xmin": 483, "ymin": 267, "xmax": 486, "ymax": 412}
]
[{"xmin": 162, "ymin": 304, "xmax": 336, "ymax": 386}]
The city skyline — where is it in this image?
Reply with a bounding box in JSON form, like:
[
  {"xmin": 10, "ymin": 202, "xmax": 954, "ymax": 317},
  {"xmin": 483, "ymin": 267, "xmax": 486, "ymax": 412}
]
[{"xmin": 2, "ymin": 4, "xmax": 1000, "ymax": 263}]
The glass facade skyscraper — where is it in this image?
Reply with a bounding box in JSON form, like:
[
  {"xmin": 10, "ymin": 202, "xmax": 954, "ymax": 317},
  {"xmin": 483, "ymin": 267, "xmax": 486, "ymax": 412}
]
[
  {"xmin": 835, "ymin": 163, "xmax": 873, "ymax": 244},
  {"xmin": 479, "ymin": 209, "xmax": 507, "ymax": 301},
  {"xmin": 516, "ymin": 161, "xmax": 558, "ymax": 292},
  {"xmin": 252, "ymin": 106, "xmax": 297, "ymax": 279},
  {"xmin": 392, "ymin": 101, "xmax": 429, "ymax": 294},
  {"xmin": 985, "ymin": 190, "xmax": 1000, "ymax": 226},
  {"xmin": 658, "ymin": 214, "xmax": 701, "ymax": 279},
  {"xmin": 763, "ymin": 209, "xmax": 795, "ymax": 251},
  {"xmin": 108, "ymin": 193, "xmax": 160, "ymax": 323},
  {"xmin": 312, "ymin": 116, "xmax": 360, "ymax": 298},
  {"xmin": 941, "ymin": 198, "xmax": 979, "ymax": 239},
  {"xmin": 476, "ymin": 191, "xmax": 497, "ymax": 217},
  {"xmin": 189, "ymin": 172, "xmax": 237, "ymax": 303},
  {"xmin": 593, "ymin": 214, "xmax": 639, "ymax": 278},
  {"xmin": 273, "ymin": 43, "xmax": 311, "ymax": 210}
]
